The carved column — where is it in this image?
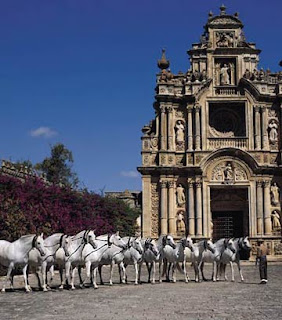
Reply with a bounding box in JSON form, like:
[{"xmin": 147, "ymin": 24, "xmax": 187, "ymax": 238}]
[
  {"xmin": 195, "ymin": 105, "xmax": 201, "ymax": 151},
  {"xmin": 160, "ymin": 105, "xmax": 166, "ymax": 150},
  {"xmin": 187, "ymin": 106, "xmax": 193, "ymax": 151},
  {"xmin": 167, "ymin": 106, "xmax": 174, "ymax": 151},
  {"xmin": 168, "ymin": 181, "xmax": 176, "ymax": 235},
  {"xmin": 254, "ymin": 106, "xmax": 261, "ymax": 150},
  {"xmin": 261, "ymin": 106, "xmax": 268, "ymax": 150},
  {"xmin": 256, "ymin": 180, "xmax": 264, "ymax": 235},
  {"xmin": 188, "ymin": 180, "xmax": 195, "ymax": 236},
  {"xmin": 263, "ymin": 180, "xmax": 272, "ymax": 235},
  {"xmin": 195, "ymin": 179, "xmax": 203, "ymax": 236},
  {"xmin": 160, "ymin": 180, "xmax": 168, "ymax": 234},
  {"xmin": 142, "ymin": 176, "xmax": 151, "ymax": 237}
]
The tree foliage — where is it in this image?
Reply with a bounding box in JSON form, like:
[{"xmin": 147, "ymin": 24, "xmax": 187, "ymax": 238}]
[
  {"xmin": 0, "ymin": 174, "xmax": 140, "ymax": 242},
  {"xmin": 35, "ymin": 143, "xmax": 79, "ymax": 188}
]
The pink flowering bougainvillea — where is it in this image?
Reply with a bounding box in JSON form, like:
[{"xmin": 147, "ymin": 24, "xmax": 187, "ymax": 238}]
[{"xmin": 0, "ymin": 174, "xmax": 140, "ymax": 241}]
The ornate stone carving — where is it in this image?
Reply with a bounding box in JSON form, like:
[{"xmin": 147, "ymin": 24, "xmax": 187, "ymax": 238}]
[
  {"xmin": 176, "ymin": 210, "xmax": 186, "ymax": 234},
  {"xmin": 268, "ymin": 120, "xmax": 278, "ymax": 144},
  {"xmin": 271, "ymin": 210, "xmax": 281, "ymax": 231},
  {"xmin": 151, "ymin": 183, "xmax": 159, "ymax": 238},
  {"xmin": 151, "ymin": 137, "xmax": 158, "ymax": 151},
  {"xmin": 274, "ymin": 241, "xmax": 282, "ymax": 255},
  {"xmin": 211, "ymin": 161, "xmax": 247, "ymax": 183},
  {"xmin": 270, "ymin": 183, "xmax": 280, "ymax": 206},
  {"xmin": 176, "ymin": 155, "xmax": 184, "ymax": 166},
  {"xmin": 176, "ymin": 184, "xmax": 186, "ymax": 207},
  {"xmin": 175, "ymin": 120, "xmax": 185, "ymax": 145}
]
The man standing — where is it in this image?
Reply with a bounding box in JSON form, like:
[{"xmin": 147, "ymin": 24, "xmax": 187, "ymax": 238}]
[{"xmin": 256, "ymin": 239, "xmax": 269, "ymax": 284}]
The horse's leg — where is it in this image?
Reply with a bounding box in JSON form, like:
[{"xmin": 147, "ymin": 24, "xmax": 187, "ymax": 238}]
[
  {"xmin": 23, "ymin": 264, "xmax": 31, "ymax": 292},
  {"xmin": 230, "ymin": 262, "xmax": 235, "ymax": 282},
  {"xmin": 166, "ymin": 262, "xmax": 171, "ymax": 282},
  {"xmin": 134, "ymin": 262, "xmax": 139, "ymax": 285},
  {"xmin": 65, "ymin": 262, "xmax": 72, "ymax": 289},
  {"xmin": 193, "ymin": 261, "xmax": 199, "ymax": 282},
  {"xmin": 98, "ymin": 265, "xmax": 104, "ymax": 285},
  {"xmin": 78, "ymin": 266, "xmax": 84, "ymax": 288},
  {"xmin": 237, "ymin": 260, "xmax": 244, "ymax": 282},
  {"xmin": 2, "ymin": 264, "xmax": 13, "ymax": 292},
  {"xmin": 146, "ymin": 262, "xmax": 150, "ymax": 283},
  {"xmin": 158, "ymin": 259, "xmax": 163, "ymax": 283},
  {"xmin": 216, "ymin": 263, "xmax": 220, "ymax": 281},
  {"xmin": 201, "ymin": 261, "xmax": 207, "ymax": 281},
  {"xmin": 10, "ymin": 271, "xmax": 14, "ymax": 290},
  {"xmin": 49, "ymin": 265, "xmax": 55, "ymax": 283},
  {"xmin": 152, "ymin": 262, "xmax": 156, "ymax": 284},
  {"xmin": 172, "ymin": 263, "xmax": 176, "ymax": 283},
  {"xmin": 212, "ymin": 262, "xmax": 217, "ymax": 282},
  {"xmin": 93, "ymin": 266, "xmax": 99, "ymax": 289},
  {"xmin": 183, "ymin": 262, "xmax": 189, "ymax": 283},
  {"xmin": 70, "ymin": 267, "xmax": 77, "ymax": 290},
  {"xmin": 41, "ymin": 262, "xmax": 48, "ymax": 292},
  {"xmin": 109, "ymin": 262, "xmax": 115, "ymax": 286},
  {"xmin": 224, "ymin": 264, "xmax": 228, "ymax": 281},
  {"xmin": 138, "ymin": 263, "xmax": 142, "ymax": 284},
  {"xmin": 119, "ymin": 262, "xmax": 126, "ymax": 284},
  {"xmin": 59, "ymin": 266, "xmax": 64, "ymax": 290},
  {"xmin": 84, "ymin": 261, "xmax": 91, "ymax": 287}
]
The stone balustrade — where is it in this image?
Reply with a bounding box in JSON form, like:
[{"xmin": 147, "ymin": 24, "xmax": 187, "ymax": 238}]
[{"xmin": 208, "ymin": 137, "xmax": 248, "ymax": 150}]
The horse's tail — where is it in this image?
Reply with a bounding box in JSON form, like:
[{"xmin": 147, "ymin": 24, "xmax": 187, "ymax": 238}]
[{"xmin": 176, "ymin": 262, "xmax": 184, "ymax": 274}]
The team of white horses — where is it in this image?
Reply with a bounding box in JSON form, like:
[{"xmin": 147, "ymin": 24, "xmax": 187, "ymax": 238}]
[{"xmin": 0, "ymin": 231, "xmax": 252, "ymax": 292}]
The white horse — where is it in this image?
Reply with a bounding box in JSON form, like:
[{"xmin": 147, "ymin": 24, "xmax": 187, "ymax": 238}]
[
  {"xmin": 122, "ymin": 236, "xmax": 144, "ymax": 285},
  {"xmin": 0, "ymin": 234, "xmax": 45, "ymax": 292},
  {"xmin": 161, "ymin": 235, "xmax": 189, "ymax": 283},
  {"xmin": 219, "ymin": 237, "xmax": 251, "ymax": 282},
  {"xmin": 97, "ymin": 232, "xmax": 128, "ymax": 286},
  {"xmin": 28, "ymin": 233, "xmax": 65, "ymax": 291},
  {"xmin": 198, "ymin": 238, "xmax": 235, "ymax": 282},
  {"xmin": 142, "ymin": 238, "xmax": 160, "ymax": 284},
  {"xmin": 81, "ymin": 234, "xmax": 111, "ymax": 289},
  {"xmin": 64, "ymin": 230, "xmax": 96, "ymax": 290}
]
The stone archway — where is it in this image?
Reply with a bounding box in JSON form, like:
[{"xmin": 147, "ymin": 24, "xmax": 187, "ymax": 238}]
[{"xmin": 201, "ymin": 154, "xmax": 255, "ymax": 239}]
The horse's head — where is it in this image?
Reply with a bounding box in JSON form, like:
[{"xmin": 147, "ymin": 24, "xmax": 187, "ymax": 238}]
[
  {"xmin": 205, "ymin": 239, "xmax": 216, "ymax": 254},
  {"xmin": 133, "ymin": 237, "xmax": 143, "ymax": 255},
  {"xmin": 33, "ymin": 233, "xmax": 46, "ymax": 257},
  {"xmin": 86, "ymin": 230, "xmax": 97, "ymax": 249},
  {"xmin": 166, "ymin": 235, "xmax": 176, "ymax": 249},
  {"xmin": 240, "ymin": 236, "xmax": 251, "ymax": 251},
  {"xmin": 186, "ymin": 236, "xmax": 194, "ymax": 252},
  {"xmin": 224, "ymin": 238, "xmax": 236, "ymax": 254},
  {"xmin": 61, "ymin": 235, "xmax": 71, "ymax": 257},
  {"xmin": 110, "ymin": 232, "xmax": 127, "ymax": 249}
]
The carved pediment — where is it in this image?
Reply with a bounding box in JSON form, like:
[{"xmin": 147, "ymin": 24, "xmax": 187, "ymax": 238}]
[
  {"xmin": 208, "ymin": 15, "xmax": 243, "ymax": 28},
  {"xmin": 211, "ymin": 161, "xmax": 248, "ymax": 183}
]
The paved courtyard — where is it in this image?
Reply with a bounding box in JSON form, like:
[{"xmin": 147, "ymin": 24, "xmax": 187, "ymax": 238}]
[{"xmin": 0, "ymin": 263, "xmax": 282, "ymax": 320}]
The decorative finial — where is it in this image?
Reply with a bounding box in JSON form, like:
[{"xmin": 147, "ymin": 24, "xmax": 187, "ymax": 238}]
[
  {"xmin": 220, "ymin": 4, "xmax": 226, "ymax": 15},
  {"xmin": 157, "ymin": 48, "xmax": 170, "ymax": 70},
  {"xmin": 234, "ymin": 12, "xmax": 239, "ymax": 18},
  {"xmin": 208, "ymin": 10, "xmax": 213, "ymax": 18}
]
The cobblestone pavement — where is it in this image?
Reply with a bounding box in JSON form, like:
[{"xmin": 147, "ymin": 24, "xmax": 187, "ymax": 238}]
[{"xmin": 0, "ymin": 263, "xmax": 282, "ymax": 320}]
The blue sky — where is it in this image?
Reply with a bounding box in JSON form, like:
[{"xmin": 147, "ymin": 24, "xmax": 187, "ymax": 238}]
[{"xmin": 0, "ymin": 0, "xmax": 281, "ymax": 193}]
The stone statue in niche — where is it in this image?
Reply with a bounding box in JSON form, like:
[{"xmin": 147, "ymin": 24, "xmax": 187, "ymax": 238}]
[
  {"xmin": 176, "ymin": 184, "xmax": 186, "ymax": 207},
  {"xmin": 220, "ymin": 64, "xmax": 230, "ymax": 85},
  {"xmin": 271, "ymin": 210, "xmax": 281, "ymax": 231},
  {"xmin": 223, "ymin": 162, "xmax": 234, "ymax": 184},
  {"xmin": 176, "ymin": 211, "xmax": 186, "ymax": 234},
  {"xmin": 270, "ymin": 183, "xmax": 280, "ymax": 206},
  {"xmin": 175, "ymin": 120, "xmax": 185, "ymax": 145},
  {"xmin": 268, "ymin": 120, "xmax": 278, "ymax": 144}
]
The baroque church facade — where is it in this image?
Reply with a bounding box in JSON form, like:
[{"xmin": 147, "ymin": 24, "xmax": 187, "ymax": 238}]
[{"xmin": 138, "ymin": 6, "xmax": 282, "ymax": 257}]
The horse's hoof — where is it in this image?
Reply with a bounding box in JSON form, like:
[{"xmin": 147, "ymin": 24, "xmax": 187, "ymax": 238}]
[
  {"xmin": 59, "ymin": 285, "xmax": 64, "ymax": 290},
  {"xmin": 71, "ymin": 286, "xmax": 75, "ymax": 290},
  {"xmin": 43, "ymin": 288, "xmax": 48, "ymax": 292},
  {"xmin": 231, "ymin": 279, "xmax": 235, "ymax": 282},
  {"xmin": 1, "ymin": 288, "xmax": 5, "ymax": 293},
  {"xmin": 152, "ymin": 280, "xmax": 155, "ymax": 284},
  {"xmin": 94, "ymin": 286, "xmax": 98, "ymax": 290},
  {"xmin": 159, "ymin": 280, "xmax": 162, "ymax": 283},
  {"xmin": 173, "ymin": 280, "xmax": 176, "ymax": 283}
]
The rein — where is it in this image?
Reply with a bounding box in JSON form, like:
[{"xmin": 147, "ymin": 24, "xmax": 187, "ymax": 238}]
[{"xmin": 83, "ymin": 243, "xmax": 108, "ymax": 259}]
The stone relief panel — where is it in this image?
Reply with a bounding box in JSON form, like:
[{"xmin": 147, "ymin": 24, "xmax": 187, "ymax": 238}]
[
  {"xmin": 151, "ymin": 183, "xmax": 159, "ymax": 238},
  {"xmin": 215, "ymin": 31, "xmax": 235, "ymax": 48},
  {"xmin": 274, "ymin": 241, "xmax": 282, "ymax": 255},
  {"xmin": 176, "ymin": 155, "xmax": 185, "ymax": 166},
  {"xmin": 210, "ymin": 161, "xmax": 248, "ymax": 184}
]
